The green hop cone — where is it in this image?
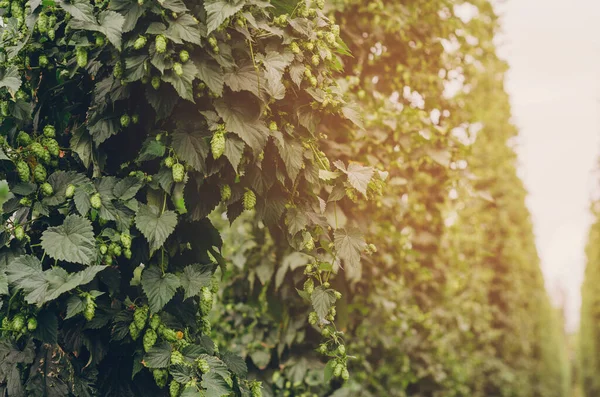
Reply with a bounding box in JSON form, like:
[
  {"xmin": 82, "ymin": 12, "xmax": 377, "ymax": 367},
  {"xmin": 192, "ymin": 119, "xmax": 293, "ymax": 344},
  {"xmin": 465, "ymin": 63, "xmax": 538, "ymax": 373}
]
[
  {"xmin": 45, "ymin": 138, "xmax": 60, "ymax": 157},
  {"xmin": 38, "ymin": 55, "xmax": 49, "ymax": 68},
  {"xmin": 197, "ymin": 358, "xmax": 210, "ymax": 374},
  {"xmin": 16, "ymin": 161, "xmax": 30, "ymax": 182},
  {"xmin": 133, "ymin": 306, "xmax": 149, "ymax": 330},
  {"xmin": 173, "ymin": 62, "xmax": 183, "ymax": 76},
  {"xmin": 149, "ymin": 314, "xmax": 161, "ymax": 330},
  {"xmin": 120, "ymin": 233, "xmax": 132, "ymax": 249},
  {"xmin": 1, "ymin": 101, "xmax": 9, "ymax": 117},
  {"xmin": 17, "ymin": 131, "xmax": 31, "ymax": 146},
  {"xmin": 155, "ymin": 35, "xmax": 167, "ymax": 54},
  {"xmin": 243, "ymin": 189, "xmax": 256, "ymax": 211},
  {"xmin": 151, "ymin": 76, "xmax": 161, "ymax": 90},
  {"xmin": 308, "ymin": 311, "xmax": 318, "ymax": 325},
  {"xmin": 95, "ymin": 34, "xmax": 105, "ymax": 46},
  {"xmin": 133, "ymin": 35, "xmax": 147, "ymax": 50},
  {"xmin": 172, "ymin": 163, "xmax": 185, "ymax": 183},
  {"xmin": 120, "ymin": 114, "xmax": 131, "ymax": 128},
  {"xmin": 333, "ymin": 363, "xmax": 343, "ymax": 378},
  {"xmin": 169, "ymin": 380, "xmax": 180, "ymax": 397},
  {"xmin": 34, "ymin": 164, "xmax": 47, "ymax": 183},
  {"xmin": 131, "ymin": 114, "xmax": 139, "ymax": 124},
  {"xmin": 164, "ymin": 157, "xmax": 175, "ymax": 168},
  {"xmin": 334, "ymin": 291, "xmax": 342, "ymax": 299},
  {"xmin": 12, "ymin": 314, "xmax": 25, "ymax": 332},
  {"xmin": 341, "ymin": 368, "xmax": 350, "ymax": 381},
  {"xmin": 153, "ymin": 369, "xmax": 168, "ymax": 389},
  {"xmin": 311, "ymin": 54, "xmax": 320, "ymax": 67},
  {"xmin": 65, "ymin": 184, "xmax": 75, "ymax": 199},
  {"xmin": 43, "ymin": 124, "xmax": 56, "ymax": 138},
  {"xmin": 269, "ymin": 121, "xmax": 277, "ymax": 131},
  {"xmin": 14, "ymin": 225, "xmax": 25, "ymax": 241},
  {"xmin": 37, "ymin": 13, "xmax": 48, "ymax": 32},
  {"xmin": 143, "ymin": 329, "xmax": 157, "ymax": 352},
  {"xmin": 30, "ymin": 142, "xmax": 45, "ymax": 158},
  {"xmin": 303, "ymin": 279, "xmax": 314, "ymax": 295},
  {"xmin": 179, "ymin": 50, "xmax": 189, "ymax": 63},
  {"xmin": 220, "ymin": 184, "xmax": 231, "ymax": 201},
  {"xmin": 113, "ymin": 245, "xmax": 122, "ymax": 257},
  {"xmin": 129, "ymin": 321, "xmax": 140, "ymax": 340},
  {"xmin": 47, "ymin": 29, "xmax": 55, "ymax": 41},
  {"xmin": 170, "ymin": 350, "xmax": 184, "ymax": 365},
  {"xmin": 199, "ymin": 287, "xmax": 213, "ymax": 315},
  {"xmin": 76, "ymin": 47, "xmax": 88, "ymax": 68},
  {"xmin": 161, "ymin": 328, "xmax": 178, "ymax": 342},
  {"xmin": 124, "ymin": 248, "xmax": 132, "ymax": 259},
  {"xmin": 41, "ymin": 182, "xmax": 53, "ymax": 197},
  {"xmin": 250, "ymin": 381, "xmax": 262, "ymax": 397},
  {"xmin": 210, "ymin": 131, "xmax": 225, "ymax": 159},
  {"xmin": 113, "ymin": 61, "xmax": 123, "ymax": 78},
  {"xmin": 337, "ymin": 344, "xmax": 346, "ymax": 355},
  {"xmin": 90, "ymin": 193, "xmax": 102, "ymax": 209},
  {"xmin": 19, "ymin": 197, "xmax": 31, "ymax": 206},
  {"xmin": 84, "ymin": 296, "xmax": 95, "ymax": 321},
  {"xmin": 27, "ymin": 317, "xmax": 37, "ymax": 331},
  {"xmin": 99, "ymin": 244, "xmax": 108, "ymax": 255},
  {"xmin": 290, "ymin": 42, "xmax": 300, "ymax": 54}
]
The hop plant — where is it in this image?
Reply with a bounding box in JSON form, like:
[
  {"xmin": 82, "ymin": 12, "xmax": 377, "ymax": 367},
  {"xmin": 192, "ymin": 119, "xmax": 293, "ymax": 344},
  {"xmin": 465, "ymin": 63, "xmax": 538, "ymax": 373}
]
[
  {"xmin": 16, "ymin": 161, "xmax": 30, "ymax": 182},
  {"xmin": 220, "ymin": 184, "xmax": 231, "ymax": 201},
  {"xmin": 37, "ymin": 13, "xmax": 48, "ymax": 32},
  {"xmin": 90, "ymin": 193, "xmax": 102, "ymax": 209},
  {"xmin": 133, "ymin": 35, "xmax": 147, "ymax": 50},
  {"xmin": 84, "ymin": 296, "xmax": 96, "ymax": 321},
  {"xmin": 179, "ymin": 50, "xmax": 189, "ymax": 63},
  {"xmin": 30, "ymin": 142, "xmax": 45, "ymax": 158},
  {"xmin": 17, "ymin": 131, "xmax": 31, "ymax": 146},
  {"xmin": 243, "ymin": 189, "xmax": 256, "ymax": 211},
  {"xmin": 12, "ymin": 314, "xmax": 25, "ymax": 332},
  {"xmin": 153, "ymin": 369, "xmax": 168, "ymax": 388},
  {"xmin": 133, "ymin": 306, "xmax": 149, "ymax": 330},
  {"xmin": 27, "ymin": 317, "xmax": 37, "ymax": 332},
  {"xmin": 211, "ymin": 131, "xmax": 225, "ymax": 159},
  {"xmin": 129, "ymin": 322, "xmax": 140, "ymax": 340},
  {"xmin": 303, "ymin": 279, "xmax": 315, "ymax": 295},
  {"xmin": 173, "ymin": 62, "xmax": 184, "ymax": 76},
  {"xmin": 120, "ymin": 233, "xmax": 132, "ymax": 249},
  {"xmin": 65, "ymin": 184, "xmax": 75, "ymax": 199},
  {"xmin": 14, "ymin": 225, "xmax": 25, "ymax": 241},
  {"xmin": 164, "ymin": 157, "xmax": 175, "ymax": 168},
  {"xmin": 33, "ymin": 164, "xmax": 47, "ymax": 183},
  {"xmin": 38, "ymin": 55, "xmax": 49, "ymax": 68},
  {"xmin": 161, "ymin": 328, "xmax": 178, "ymax": 342},
  {"xmin": 43, "ymin": 124, "xmax": 56, "ymax": 138},
  {"xmin": 155, "ymin": 35, "xmax": 167, "ymax": 54},
  {"xmin": 170, "ymin": 350, "xmax": 184, "ymax": 365},
  {"xmin": 149, "ymin": 314, "xmax": 161, "ymax": 330},
  {"xmin": 197, "ymin": 358, "xmax": 210, "ymax": 374},
  {"xmin": 41, "ymin": 182, "xmax": 53, "ymax": 197},
  {"xmin": 172, "ymin": 163, "xmax": 185, "ymax": 183},
  {"xmin": 113, "ymin": 61, "xmax": 123, "ymax": 79},
  {"xmin": 44, "ymin": 138, "xmax": 60, "ymax": 157},
  {"xmin": 131, "ymin": 114, "xmax": 139, "ymax": 124},
  {"xmin": 143, "ymin": 329, "xmax": 157, "ymax": 352},
  {"xmin": 199, "ymin": 287, "xmax": 213, "ymax": 315},
  {"xmin": 151, "ymin": 76, "xmax": 161, "ymax": 90},
  {"xmin": 76, "ymin": 47, "xmax": 88, "ymax": 68},
  {"xmin": 120, "ymin": 114, "xmax": 131, "ymax": 127}
]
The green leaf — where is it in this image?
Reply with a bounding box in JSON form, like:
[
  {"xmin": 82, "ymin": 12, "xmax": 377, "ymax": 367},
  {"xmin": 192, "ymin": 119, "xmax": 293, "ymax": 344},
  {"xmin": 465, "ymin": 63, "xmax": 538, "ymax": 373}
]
[
  {"xmin": 65, "ymin": 295, "xmax": 85, "ymax": 319},
  {"xmin": 195, "ymin": 60, "xmax": 224, "ymax": 97},
  {"xmin": 166, "ymin": 14, "xmax": 202, "ymax": 45},
  {"xmin": 69, "ymin": 10, "xmax": 125, "ymax": 49},
  {"xmin": 141, "ymin": 266, "xmax": 180, "ymax": 313},
  {"xmin": 204, "ymin": 0, "xmax": 245, "ymax": 35},
  {"xmin": 223, "ymin": 63, "xmax": 260, "ymax": 96},
  {"xmin": 201, "ymin": 371, "xmax": 231, "ymax": 397},
  {"xmin": 285, "ymin": 207, "xmax": 308, "ymax": 237},
  {"xmin": 43, "ymin": 171, "xmax": 90, "ymax": 207},
  {"xmin": 160, "ymin": 0, "xmax": 188, "ymax": 13},
  {"xmin": 275, "ymin": 137, "xmax": 304, "ymax": 182},
  {"xmin": 171, "ymin": 125, "xmax": 209, "ymax": 173},
  {"xmin": 0, "ymin": 65, "xmax": 22, "ymax": 93},
  {"xmin": 311, "ymin": 286, "xmax": 336, "ymax": 320},
  {"xmin": 179, "ymin": 265, "xmax": 212, "ymax": 300},
  {"xmin": 223, "ymin": 136, "xmax": 244, "ymax": 171},
  {"xmin": 333, "ymin": 161, "xmax": 374, "ymax": 197},
  {"xmin": 113, "ymin": 176, "xmax": 143, "ymax": 200},
  {"xmin": 143, "ymin": 342, "xmax": 172, "ymax": 368},
  {"xmin": 137, "ymin": 138, "xmax": 166, "ymax": 162},
  {"xmin": 333, "ymin": 228, "xmax": 366, "ymax": 270},
  {"xmin": 109, "ymin": 0, "xmax": 143, "ymax": 32},
  {"xmin": 124, "ymin": 55, "xmax": 148, "ymax": 82},
  {"xmin": 146, "ymin": 85, "xmax": 180, "ymax": 120},
  {"xmin": 161, "ymin": 61, "xmax": 197, "ymax": 102},
  {"xmin": 31, "ymin": 310, "xmax": 58, "ymax": 343},
  {"xmin": 41, "ymin": 215, "xmax": 97, "ymax": 265},
  {"xmin": 0, "ymin": 271, "xmax": 8, "ymax": 296},
  {"xmin": 221, "ymin": 352, "xmax": 247, "ymax": 378},
  {"xmin": 170, "ymin": 364, "xmax": 195, "ymax": 384},
  {"xmin": 135, "ymin": 204, "xmax": 177, "ymax": 252},
  {"xmin": 214, "ymin": 97, "xmax": 268, "ymax": 153},
  {"xmin": 70, "ymin": 127, "xmax": 94, "ymax": 168},
  {"xmin": 341, "ymin": 105, "xmax": 364, "ymax": 130},
  {"xmin": 58, "ymin": 0, "xmax": 95, "ymax": 24}
]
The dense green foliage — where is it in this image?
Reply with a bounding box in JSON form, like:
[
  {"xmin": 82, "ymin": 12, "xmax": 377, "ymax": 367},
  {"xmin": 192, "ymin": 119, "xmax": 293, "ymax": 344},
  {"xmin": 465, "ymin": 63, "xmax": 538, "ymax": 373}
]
[{"xmin": 0, "ymin": 0, "xmax": 571, "ymax": 395}]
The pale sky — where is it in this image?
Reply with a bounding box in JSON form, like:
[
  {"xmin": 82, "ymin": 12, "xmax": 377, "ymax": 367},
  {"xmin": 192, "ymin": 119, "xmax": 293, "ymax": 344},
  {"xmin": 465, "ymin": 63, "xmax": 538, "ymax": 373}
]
[{"xmin": 495, "ymin": 0, "xmax": 600, "ymax": 331}]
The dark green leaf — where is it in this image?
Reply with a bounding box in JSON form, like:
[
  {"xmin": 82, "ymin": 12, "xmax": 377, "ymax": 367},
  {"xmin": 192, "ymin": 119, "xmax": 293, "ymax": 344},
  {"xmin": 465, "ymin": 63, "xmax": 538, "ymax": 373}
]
[
  {"xmin": 179, "ymin": 265, "xmax": 212, "ymax": 300},
  {"xmin": 141, "ymin": 266, "xmax": 180, "ymax": 313},
  {"xmin": 41, "ymin": 215, "xmax": 97, "ymax": 265}
]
